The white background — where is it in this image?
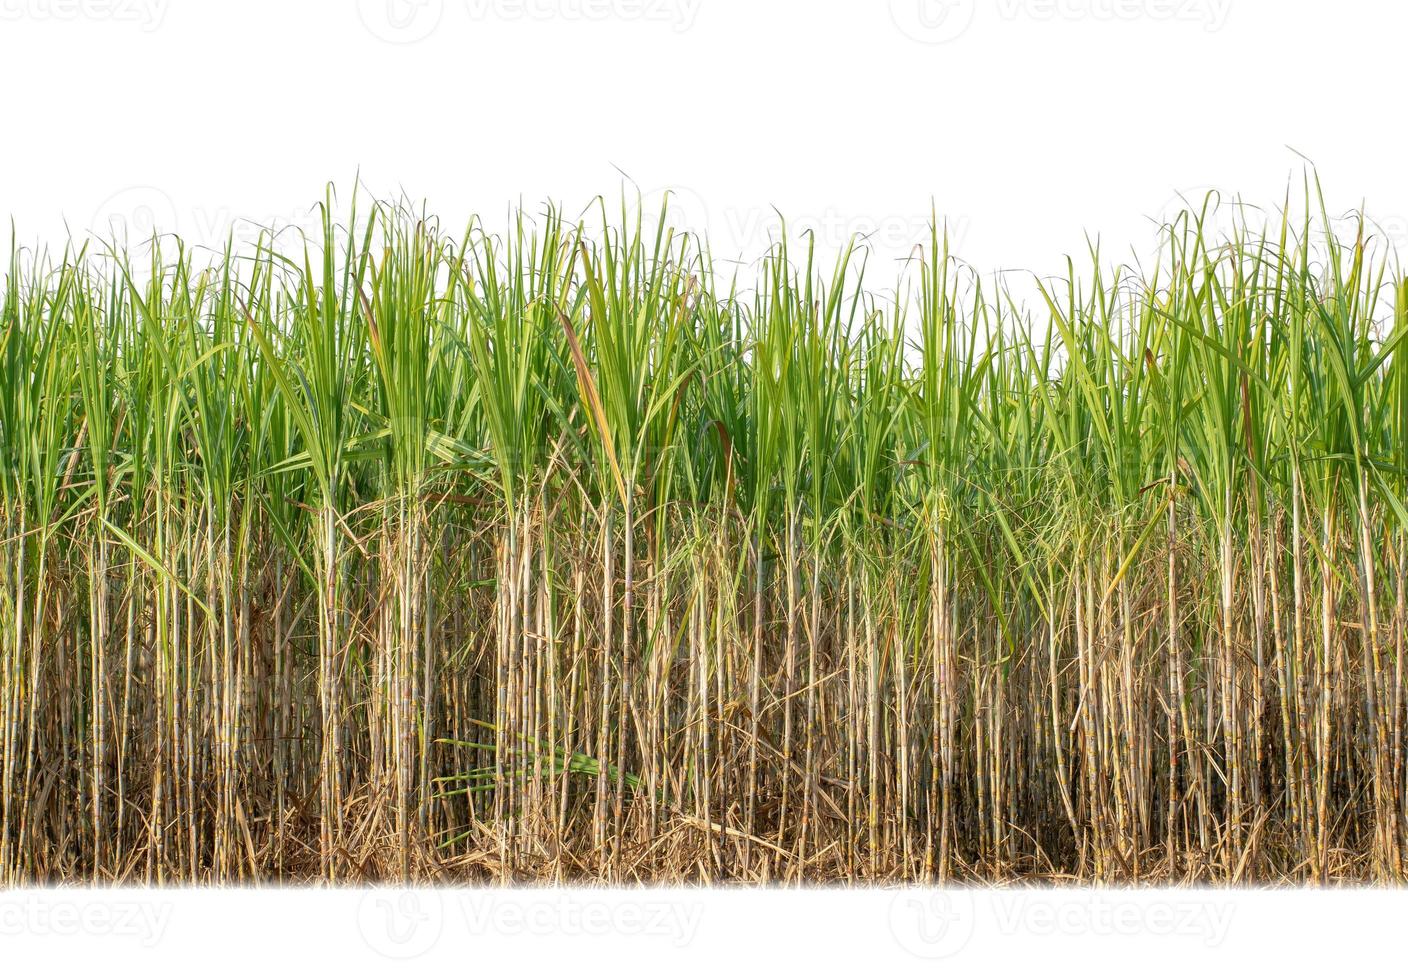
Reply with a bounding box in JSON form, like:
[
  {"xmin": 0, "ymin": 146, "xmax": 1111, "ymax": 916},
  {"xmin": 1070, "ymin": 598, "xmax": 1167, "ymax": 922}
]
[
  {"xmin": 2, "ymin": 0, "xmax": 1405, "ymax": 974},
  {"xmin": 2, "ymin": 0, "xmax": 1406, "ymax": 276},
  {"xmin": 1, "ymin": 886, "xmax": 1403, "ymax": 976}
]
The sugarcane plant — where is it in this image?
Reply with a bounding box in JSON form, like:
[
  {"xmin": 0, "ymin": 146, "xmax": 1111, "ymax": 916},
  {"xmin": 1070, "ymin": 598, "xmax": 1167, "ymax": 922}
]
[{"xmin": 0, "ymin": 180, "xmax": 1404, "ymax": 884}]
